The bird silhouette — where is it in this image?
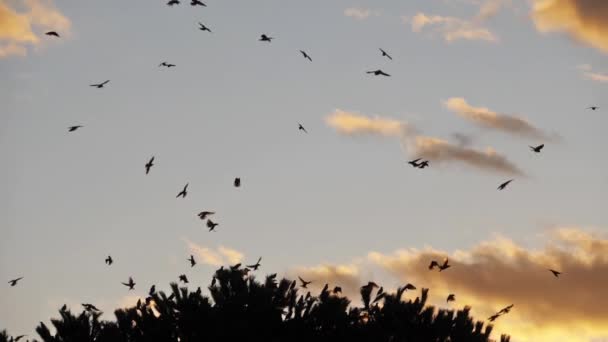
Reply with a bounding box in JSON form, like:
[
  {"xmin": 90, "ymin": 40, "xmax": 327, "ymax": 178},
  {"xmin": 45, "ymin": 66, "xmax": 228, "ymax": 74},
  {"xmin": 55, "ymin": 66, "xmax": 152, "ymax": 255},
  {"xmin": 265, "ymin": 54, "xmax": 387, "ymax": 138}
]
[
  {"xmin": 207, "ymin": 219, "xmax": 219, "ymax": 232},
  {"xmin": 60, "ymin": 304, "xmax": 67, "ymax": 312},
  {"xmin": 149, "ymin": 285, "xmax": 156, "ymax": 296},
  {"xmin": 90, "ymin": 80, "xmax": 110, "ymax": 88},
  {"xmin": 529, "ymin": 144, "xmax": 544, "ymax": 153},
  {"xmin": 379, "ymin": 48, "xmax": 392, "ymax": 60},
  {"xmin": 404, "ymin": 283, "xmax": 416, "ymax": 291},
  {"xmin": 179, "ymin": 274, "xmax": 189, "ymax": 283},
  {"xmin": 498, "ymin": 304, "xmax": 514, "ymax": 315},
  {"xmin": 176, "ymin": 183, "xmax": 188, "ymax": 198},
  {"xmin": 234, "ymin": 177, "xmax": 241, "ymax": 188},
  {"xmin": 408, "ymin": 158, "xmax": 421, "ymax": 167},
  {"xmin": 145, "ymin": 156, "xmax": 155, "ymax": 175},
  {"xmin": 82, "ymin": 303, "xmax": 100, "ymax": 312},
  {"xmin": 259, "ymin": 34, "xmax": 273, "ymax": 42},
  {"xmin": 188, "ymin": 255, "xmax": 196, "ymax": 267},
  {"xmin": 299, "ymin": 50, "xmax": 312, "ymax": 62},
  {"xmin": 159, "ymin": 62, "xmax": 176, "ymax": 68},
  {"xmin": 45, "ymin": 31, "xmax": 60, "ymax": 37},
  {"xmin": 446, "ymin": 294, "xmax": 455, "ymax": 303},
  {"xmin": 105, "ymin": 255, "xmax": 113, "ymax": 265},
  {"xmin": 417, "ymin": 160, "xmax": 429, "ymax": 169},
  {"xmin": 167, "ymin": 0, "xmax": 180, "ymax": 5},
  {"xmin": 488, "ymin": 313, "xmax": 500, "ymax": 322},
  {"xmin": 13, "ymin": 335, "xmax": 27, "ymax": 341},
  {"xmin": 549, "ymin": 269, "xmax": 561, "ymax": 278},
  {"xmin": 68, "ymin": 125, "xmax": 83, "ymax": 132},
  {"xmin": 198, "ymin": 22, "xmax": 212, "ymax": 32},
  {"xmin": 497, "ymin": 179, "xmax": 514, "ymax": 191},
  {"xmin": 333, "ymin": 286, "xmax": 342, "ymax": 294},
  {"xmin": 230, "ymin": 263, "xmax": 242, "ymax": 270},
  {"xmin": 429, "ymin": 258, "xmax": 450, "ymax": 271},
  {"xmin": 246, "ymin": 257, "xmax": 262, "ymax": 270},
  {"xmin": 198, "ymin": 211, "xmax": 215, "ymax": 220},
  {"xmin": 122, "ymin": 277, "xmax": 135, "ymax": 290},
  {"xmin": 8, "ymin": 277, "xmax": 23, "ymax": 287},
  {"xmin": 298, "ymin": 123, "xmax": 308, "ymax": 133},
  {"xmin": 191, "ymin": 0, "xmax": 206, "ymax": 6},
  {"xmin": 298, "ymin": 276, "xmax": 312, "ymax": 288},
  {"xmin": 588, "ymin": 106, "xmax": 599, "ymax": 111},
  {"xmin": 367, "ymin": 69, "xmax": 390, "ymax": 77}
]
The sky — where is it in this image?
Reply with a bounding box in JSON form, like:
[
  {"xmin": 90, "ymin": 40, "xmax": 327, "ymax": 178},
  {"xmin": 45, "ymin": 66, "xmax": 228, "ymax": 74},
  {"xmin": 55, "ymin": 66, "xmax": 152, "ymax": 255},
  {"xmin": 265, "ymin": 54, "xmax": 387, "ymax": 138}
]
[{"xmin": 1, "ymin": 0, "xmax": 608, "ymax": 341}]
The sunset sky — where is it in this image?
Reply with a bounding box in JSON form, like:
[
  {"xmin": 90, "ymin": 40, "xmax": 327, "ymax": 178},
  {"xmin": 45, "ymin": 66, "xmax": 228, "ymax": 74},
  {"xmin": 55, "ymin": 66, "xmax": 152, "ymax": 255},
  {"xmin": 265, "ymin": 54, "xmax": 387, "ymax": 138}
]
[{"xmin": 1, "ymin": 0, "xmax": 608, "ymax": 341}]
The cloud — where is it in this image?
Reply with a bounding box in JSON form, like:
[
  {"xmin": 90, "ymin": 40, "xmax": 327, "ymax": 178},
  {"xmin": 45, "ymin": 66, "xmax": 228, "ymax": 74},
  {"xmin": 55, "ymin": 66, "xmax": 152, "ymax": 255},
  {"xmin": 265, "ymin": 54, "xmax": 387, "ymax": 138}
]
[
  {"xmin": 288, "ymin": 263, "xmax": 363, "ymax": 299},
  {"xmin": 444, "ymin": 97, "xmax": 554, "ymax": 140},
  {"xmin": 577, "ymin": 64, "xmax": 608, "ymax": 83},
  {"xmin": 344, "ymin": 7, "xmax": 380, "ymax": 20},
  {"xmin": 0, "ymin": 0, "xmax": 71, "ymax": 58},
  {"xmin": 477, "ymin": 0, "xmax": 511, "ymax": 20},
  {"xmin": 325, "ymin": 109, "xmax": 411, "ymax": 137},
  {"xmin": 408, "ymin": 13, "xmax": 498, "ymax": 42},
  {"xmin": 185, "ymin": 240, "xmax": 244, "ymax": 267},
  {"xmin": 532, "ymin": 0, "xmax": 608, "ymax": 54},
  {"xmin": 367, "ymin": 227, "xmax": 608, "ymax": 342}
]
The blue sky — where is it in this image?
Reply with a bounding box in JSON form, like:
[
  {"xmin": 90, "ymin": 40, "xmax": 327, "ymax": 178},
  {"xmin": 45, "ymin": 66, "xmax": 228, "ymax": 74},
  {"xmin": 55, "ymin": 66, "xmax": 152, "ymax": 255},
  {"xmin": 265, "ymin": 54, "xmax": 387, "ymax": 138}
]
[{"xmin": 1, "ymin": 0, "xmax": 608, "ymax": 341}]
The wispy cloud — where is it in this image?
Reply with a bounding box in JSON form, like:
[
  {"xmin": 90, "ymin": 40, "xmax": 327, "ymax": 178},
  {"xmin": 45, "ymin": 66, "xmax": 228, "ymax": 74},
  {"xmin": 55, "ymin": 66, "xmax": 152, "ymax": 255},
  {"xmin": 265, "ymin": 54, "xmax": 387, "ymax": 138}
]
[
  {"xmin": 185, "ymin": 240, "xmax": 244, "ymax": 267},
  {"xmin": 289, "ymin": 263, "xmax": 363, "ymax": 299},
  {"xmin": 532, "ymin": 0, "xmax": 608, "ymax": 54},
  {"xmin": 344, "ymin": 7, "xmax": 380, "ymax": 20},
  {"xmin": 407, "ymin": 13, "xmax": 497, "ymax": 42},
  {"xmin": 577, "ymin": 64, "xmax": 608, "ymax": 83},
  {"xmin": 325, "ymin": 109, "xmax": 411, "ymax": 137},
  {"xmin": 444, "ymin": 97, "xmax": 554, "ymax": 140},
  {"xmin": 0, "ymin": 0, "xmax": 71, "ymax": 58}
]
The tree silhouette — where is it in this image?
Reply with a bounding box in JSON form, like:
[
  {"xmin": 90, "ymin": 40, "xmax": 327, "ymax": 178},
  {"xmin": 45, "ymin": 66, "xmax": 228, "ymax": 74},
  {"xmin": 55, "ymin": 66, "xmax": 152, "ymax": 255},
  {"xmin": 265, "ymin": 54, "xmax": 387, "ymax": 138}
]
[{"xmin": 2, "ymin": 267, "xmax": 511, "ymax": 342}]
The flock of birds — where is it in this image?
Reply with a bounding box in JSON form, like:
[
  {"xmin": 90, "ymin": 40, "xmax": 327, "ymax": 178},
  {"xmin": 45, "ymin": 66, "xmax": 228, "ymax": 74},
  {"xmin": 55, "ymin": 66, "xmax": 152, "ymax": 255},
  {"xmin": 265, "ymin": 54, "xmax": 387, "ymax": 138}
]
[{"xmin": 5, "ymin": 2, "xmax": 603, "ymax": 338}]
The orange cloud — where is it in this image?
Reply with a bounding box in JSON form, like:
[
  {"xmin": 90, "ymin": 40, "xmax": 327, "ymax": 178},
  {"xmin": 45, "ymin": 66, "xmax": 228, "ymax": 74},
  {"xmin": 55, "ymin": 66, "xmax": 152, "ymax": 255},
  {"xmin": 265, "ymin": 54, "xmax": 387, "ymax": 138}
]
[
  {"xmin": 288, "ymin": 263, "xmax": 363, "ymax": 299},
  {"xmin": 0, "ymin": 0, "xmax": 70, "ymax": 58},
  {"xmin": 185, "ymin": 240, "xmax": 244, "ymax": 267},
  {"xmin": 325, "ymin": 110, "xmax": 411, "ymax": 137}
]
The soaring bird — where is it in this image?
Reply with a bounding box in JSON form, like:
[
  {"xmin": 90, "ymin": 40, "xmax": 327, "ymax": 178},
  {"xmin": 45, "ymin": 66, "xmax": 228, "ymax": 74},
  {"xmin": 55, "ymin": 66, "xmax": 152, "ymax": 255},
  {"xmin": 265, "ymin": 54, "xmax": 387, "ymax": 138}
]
[
  {"xmin": 45, "ymin": 31, "xmax": 60, "ymax": 37},
  {"xmin": 259, "ymin": 34, "xmax": 273, "ymax": 42},
  {"xmin": 300, "ymin": 50, "xmax": 312, "ymax": 62},
  {"xmin": 529, "ymin": 144, "xmax": 544, "ymax": 153},
  {"xmin": 588, "ymin": 106, "xmax": 599, "ymax": 111},
  {"xmin": 446, "ymin": 294, "xmax": 455, "ymax": 303},
  {"xmin": 439, "ymin": 258, "xmax": 451, "ymax": 271},
  {"xmin": 198, "ymin": 22, "xmax": 212, "ymax": 32},
  {"xmin": 298, "ymin": 123, "xmax": 308, "ymax": 133},
  {"xmin": 234, "ymin": 177, "xmax": 241, "ymax": 188},
  {"xmin": 179, "ymin": 274, "xmax": 189, "ymax": 283},
  {"xmin": 498, "ymin": 304, "xmax": 514, "ymax": 315},
  {"xmin": 207, "ymin": 219, "xmax": 219, "ymax": 232},
  {"xmin": 333, "ymin": 286, "xmax": 342, "ymax": 294},
  {"xmin": 159, "ymin": 62, "xmax": 176, "ymax": 68},
  {"xmin": 149, "ymin": 285, "xmax": 156, "ymax": 296},
  {"xmin": 82, "ymin": 303, "xmax": 100, "ymax": 312},
  {"xmin": 497, "ymin": 179, "xmax": 514, "ymax": 191},
  {"xmin": 408, "ymin": 158, "xmax": 421, "ymax": 167},
  {"xmin": 167, "ymin": 0, "xmax": 180, "ymax": 5},
  {"xmin": 246, "ymin": 257, "xmax": 262, "ymax": 270},
  {"xmin": 13, "ymin": 335, "xmax": 27, "ymax": 341},
  {"xmin": 198, "ymin": 211, "xmax": 214, "ymax": 220},
  {"xmin": 68, "ymin": 125, "xmax": 83, "ymax": 132},
  {"xmin": 122, "ymin": 277, "xmax": 136, "ymax": 290},
  {"xmin": 379, "ymin": 48, "xmax": 392, "ymax": 60},
  {"xmin": 176, "ymin": 183, "xmax": 189, "ymax": 198},
  {"xmin": 298, "ymin": 276, "xmax": 312, "ymax": 288},
  {"xmin": 418, "ymin": 160, "xmax": 429, "ymax": 169},
  {"xmin": 188, "ymin": 255, "xmax": 196, "ymax": 267},
  {"xmin": 366, "ymin": 69, "xmax": 390, "ymax": 77},
  {"xmin": 488, "ymin": 313, "xmax": 500, "ymax": 322},
  {"xmin": 145, "ymin": 156, "xmax": 155, "ymax": 175},
  {"xmin": 549, "ymin": 269, "xmax": 561, "ymax": 278},
  {"xmin": 105, "ymin": 255, "xmax": 113, "ymax": 265},
  {"xmin": 404, "ymin": 283, "xmax": 416, "ymax": 291},
  {"xmin": 90, "ymin": 80, "xmax": 110, "ymax": 88},
  {"xmin": 8, "ymin": 277, "xmax": 23, "ymax": 287},
  {"xmin": 191, "ymin": 0, "xmax": 206, "ymax": 6}
]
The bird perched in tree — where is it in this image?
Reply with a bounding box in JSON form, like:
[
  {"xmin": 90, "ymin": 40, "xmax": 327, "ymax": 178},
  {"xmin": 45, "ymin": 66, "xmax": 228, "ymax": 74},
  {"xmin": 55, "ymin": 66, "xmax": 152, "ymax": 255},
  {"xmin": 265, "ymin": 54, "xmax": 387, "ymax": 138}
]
[
  {"xmin": 333, "ymin": 286, "xmax": 342, "ymax": 294},
  {"xmin": 145, "ymin": 157, "xmax": 154, "ymax": 175},
  {"xmin": 549, "ymin": 269, "xmax": 561, "ymax": 278},
  {"xmin": 298, "ymin": 276, "xmax": 312, "ymax": 288},
  {"xmin": 366, "ymin": 69, "xmax": 390, "ymax": 77},
  {"xmin": 299, "ymin": 50, "xmax": 312, "ymax": 62},
  {"xmin": 188, "ymin": 255, "xmax": 196, "ymax": 267},
  {"xmin": 149, "ymin": 285, "xmax": 156, "ymax": 296},
  {"xmin": 529, "ymin": 144, "xmax": 544, "ymax": 153},
  {"xmin": 82, "ymin": 303, "xmax": 100, "ymax": 312},
  {"xmin": 176, "ymin": 183, "xmax": 188, "ymax": 198},
  {"xmin": 298, "ymin": 123, "xmax": 308, "ymax": 133},
  {"xmin": 446, "ymin": 294, "xmax": 455, "ymax": 303},
  {"xmin": 8, "ymin": 277, "xmax": 23, "ymax": 287},
  {"xmin": 246, "ymin": 257, "xmax": 262, "ymax": 270},
  {"xmin": 497, "ymin": 179, "xmax": 514, "ymax": 191},
  {"xmin": 198, "ymin": 22, "xmax": 212, "ymax": 32},
  {"xmin": 198, "ymin": 211, "xmax": 214, "ymax": 220},
  {"xmin": 234, "ymin": 178, "xmax": 241, "ymax": 188},
  {"xmin": 122, "ymin": 277, "xmax": 136, "ymax": 290},
  {"xmin": 159, "ymin": 62, "xmax": 176, "ymax": 68},
  {"xmin": 379, "ymin": 48, "xmax": 392, "ymax": 60},
  {"xmin": 179, "ymin": 274, "xmax": 189, "ymax": 283},
  {"xmin": 105, "ymin": 255, "xmax": 113, "ymax": 265},
  {"xmin": 259, "ymin": 34, "xmax": 273, "ymax": 42},
  {"xmin": 207, "ymin": 219, "xmax": 219, "ymax": 232},
  {"xmin": 68, "ymin": 125, "xmax": 83, "ymax": 132},
  {"xmin": 90, "ymin": 80, "xmax": 110, "ymax": 88},
  {"xmin": 45, "ymin": 31, "xmax": 60, "ymax": 37},
  {"xmin": 191, "ymin": 0, "xmax": 206, "ymax": 6}
]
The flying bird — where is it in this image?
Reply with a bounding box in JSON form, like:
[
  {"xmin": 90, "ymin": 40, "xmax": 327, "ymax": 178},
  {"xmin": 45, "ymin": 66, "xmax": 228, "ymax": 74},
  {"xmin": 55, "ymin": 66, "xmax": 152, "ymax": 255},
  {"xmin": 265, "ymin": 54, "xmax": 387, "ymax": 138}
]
[
  {"xmin": 188, "ymin": 255, "xmax": 196, "ymax": 267},
  {"xmin": 298, "ymin": 123, "xmax": 308, "ymax": 133},
  {"xmin": 588, "ymin": 106, "xmax": 599, "ymax": 111},
  {"xmin": 90, "ymin": 80, "xmax": 110, "ymax": 88},
  {"xmin": 145, "ymin": 156, "xmax": 155, "ymax": 175},
  {"xmin": 246, "ymin": 257, "xmax": 262, "ymax": 270},
  {"xmin": 549, "ymin": 269, "xmax": 561, "ymax": 278},
  {"xmin": 446, "ymin": 294, "xmax": 455, "ymax": 303},
  {"xmin": 488, "ymin": 313, "xmax": 501, "ymax": 322},
  {"xmin": 299, "ymin": 50, "xmax": 312, "ymax": 62},
  {"xmin": 259, "ymin": 34, "xmax": 273, "ymax": 42},
  {"xmin": 234, "ymin": 177, "xmax": 241, "ymax": 188},
  {"xmin": 417, "ymin": 160, "xmax": 429, "ymax": 169},
  {"xmin": 198, "ymin": 22, "xmax": 212, "ymax": 32},
  {"xmin": 159, "ymin": 62, "xmax": 176, "ymax": 68},
  {"xmin": 529, "ymin": 144, "xmax": 544, "ymax": 153},
  {"xmin": 498, "ymin": 304, "xmax": 514, "ymax": 315},
  {"xmin": 366, "ymin": 69, "xmax": 390, "ymax": 77},
  {"xmin": 298, "ymin": 276, "xmax": 312, "ymax": 288},
  {"xmin": 404, "ymin": 283, "xmax": 416, "ymax": 291},
  {"xmin": 379, "ymin": 48, "xmax": 392, "ymax": 60},
  {"xmin": 68, "ymin": 125, "xmax": 83, "ymax": 132},
  {"xmin": 198, "ymin": 211, "xmax": 214, "ymax": 220},
  {"xmin": 122, "ymin": 277, "xmax": 135, "ymax": 290},
  {"xmin": 179, "ymin": 274, "xmax": 189, "ymax": 283},
  {"xmin": 45, "ymin": 31, "xmax": 60, "ymax": 37},
  {"xmin": 408, "ymin": 158, "xmax": 421, "ymax": 167},
  {"xmin": 207, "ymin": 219, "xmax": 219, "ymax": 232},
  {"xmin": 82, "ymin": 303, "xmax": 100, "ymax": 312},
  {"xmin": 167, "ymin": 0, "xmax": 180, "ymax": 5},
  {"xmin": 191, "ymin": 0, "xmax": 206, "ymax": 6},
  {"xmin": 176, "ymin": 183, "xmax": 189, "ymax": 198},
  {"xmin": 105, "ymin": 255, "xmax": 113, "ymax": 265},
  {"xmin": 8, "ymin": 277, "xmax": 23, "ymax": 287},
  {"xmin": 497, "ymin": 179, "xmax": 514, "ymax": 191},
  {"xmin": 429, "ymin": 258, "xmax": 450, "ymax": 271}
]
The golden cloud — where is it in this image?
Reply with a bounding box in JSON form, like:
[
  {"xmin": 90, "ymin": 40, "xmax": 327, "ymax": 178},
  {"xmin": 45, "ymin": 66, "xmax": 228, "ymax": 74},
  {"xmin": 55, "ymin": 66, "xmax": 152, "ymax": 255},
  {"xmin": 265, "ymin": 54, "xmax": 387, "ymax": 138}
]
[
  {"xmin": 0, "ymin": 0, "xmax": 70, "ymax": 58},
  {"xmin": 532, "ymin": 0, "xmax": 608, "ymax": 54},
  {"xmin": 408, "ymin": 13, "xmax": 498, "ymax": 42},
  {"xmin": 325, "ymin": 110, "xmax": 411, "ymax": 137},
  {"xmin": 288, "ymin": 263, "xmax": 363, "ymax": 299},
  {"xmin": 185, "ymin": 240, "xmax": 244, "ymax": 267}
]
